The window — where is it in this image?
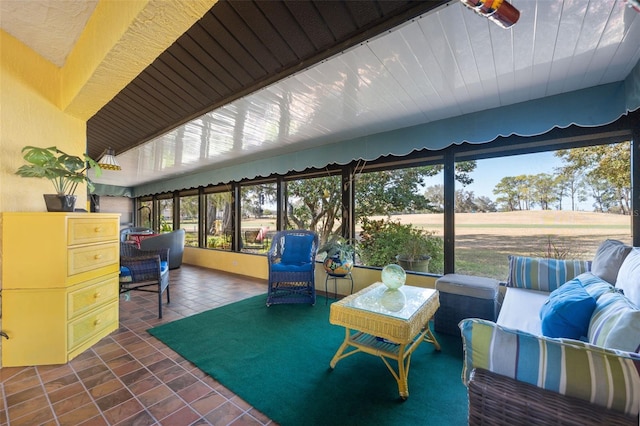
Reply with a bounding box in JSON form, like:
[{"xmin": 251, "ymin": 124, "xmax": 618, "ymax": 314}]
[
  {"xmin": 133, "ymin": 139, "xmax": 635, "ymax": 274},
  {"xmin": 240, "ymin": 182, "xmax": 276, "ymax": 253},
  {"xmin": 179, "ymin": 193, "xmax": 199, "ymax": 247},
  {"xmin": 158, "ymin": 196, "xmax": 174, "ymax": 232},
  {"xmin": 137, "ymin": 200, "xmax": 153, "ymax": 229},
  {"xmin": 204, "ymin": 188, "xmax": 233, "ymax": 250},
  {"xmin": 454, "ymin": 142, "xmax": 632, "ymax": 280},
  {"xmin": 285, "ymin": 174, "xmax": 342, "ymax": 246},
  {"xmin": 354, "ymin": 165, "xmax": 445, "ymax": 274}
]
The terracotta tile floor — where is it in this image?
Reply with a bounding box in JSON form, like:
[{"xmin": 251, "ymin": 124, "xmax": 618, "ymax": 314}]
[{"xmin": 0, "ymin": 265, "xmax": 279, "ymax": 426}]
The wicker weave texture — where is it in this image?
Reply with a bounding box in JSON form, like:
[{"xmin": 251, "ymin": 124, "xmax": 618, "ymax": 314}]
[
  {"xmin": 330, "ymin": 283, "xmax": 439, "ymax": 343},
  {"xmin": 266, "ymin": 230, "xmax": 318, "ymax": 306},
  {"xmin": 119, "ymin": 242, "xmax": 170, "ymax": 318},
  {"xmin": 434, "ymin": 292, "xmax": 496, "ymax": 336},
  {"xmin": 468, "ymin": 368, "xmax": 638, "ymax": 426}
]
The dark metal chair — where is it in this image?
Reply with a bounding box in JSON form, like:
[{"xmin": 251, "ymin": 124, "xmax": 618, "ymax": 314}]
[
  {"xmin": 266, "ymin": 230, "xmax": 319, "ymax": 306},
  {"xmin": 139, "ymin": 229, "xmax": 186, "ymax": 269},
  {"xmin": 119, "ymin": 242, "xmax": 170, "ymax": 318},
  {"xmin": 120, "ymin": 226, "xmax": 154, "ymax": 242}
]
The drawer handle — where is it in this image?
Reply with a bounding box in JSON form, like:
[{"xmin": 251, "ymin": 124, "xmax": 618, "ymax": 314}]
[
  {"xmin": 94, "ymin": 254, "xmax": 103, "ymax": 260},
  {"xmin": 94, "ymin": 292, "xmax": 102, "ymax": 299},
  {"xmin": 94, "ymin": 319, "xmax": 102, "ymax": 326},
  {"xmin": 94, "ymin": 227, "xmax": 103, "ymax": 232}
]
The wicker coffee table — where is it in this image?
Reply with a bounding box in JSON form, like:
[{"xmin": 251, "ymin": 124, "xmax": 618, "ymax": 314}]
[{"xmin": 329, "ymin": 282, "xmax": 440, "ymax": 399}]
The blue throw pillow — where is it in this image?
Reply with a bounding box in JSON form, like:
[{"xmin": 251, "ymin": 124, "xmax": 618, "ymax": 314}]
[
  {"xmin": 280, "ymin": 234, "xmax": 314, "ymax": 264},
  {"xmin": 540, "ymin": 279, "xmax": 597, "ymax": 339}
]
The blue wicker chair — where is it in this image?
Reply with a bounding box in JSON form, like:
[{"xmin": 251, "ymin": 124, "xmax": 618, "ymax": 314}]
[
  {"xmin": 266, "ymin": 230, "xmax": 318, "ymax": 306},
  {"xmin": 119, "ymin": 242, "xmax": 170, "ymax": 318}
]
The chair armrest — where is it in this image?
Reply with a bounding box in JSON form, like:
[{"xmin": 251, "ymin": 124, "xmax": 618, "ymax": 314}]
[
  {"xmin": 459, "ymin": 318, "xmax": 640, "ymax": 416},
  {"xmin": 121, "ymin": 242, "xmax": 169, "ymax": 262}
]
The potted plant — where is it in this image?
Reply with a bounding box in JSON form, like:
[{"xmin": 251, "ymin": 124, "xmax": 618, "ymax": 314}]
[
  {"xmin": 359, "ymin": 217, "xmax": 441, "ymax": 273},
  {"xmin": 317, "ymin": 235, "xmax": 355, "ymax": 276},
  {"xmin": 395, "ymin": 229, "xmax": 433, "ymax": 273},
  {"xmin": 15, "ymin": 145, "xmax": 102, "ymax": 212}
]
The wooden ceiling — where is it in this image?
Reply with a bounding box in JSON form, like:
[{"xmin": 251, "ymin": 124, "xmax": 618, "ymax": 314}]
[{"xmin": 86, "ymin": 0, "xmax": 447, "ymax": 160}]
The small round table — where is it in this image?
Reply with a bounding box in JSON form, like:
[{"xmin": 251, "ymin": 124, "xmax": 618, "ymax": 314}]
[{"xmin": 324, "ymin": 272, "xmax": 354, "ymax": 304}]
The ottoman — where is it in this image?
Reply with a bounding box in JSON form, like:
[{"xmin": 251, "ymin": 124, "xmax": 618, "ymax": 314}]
[{"xmin": 434, "ymin": 274, "xmax": 499, "ymax": 336}]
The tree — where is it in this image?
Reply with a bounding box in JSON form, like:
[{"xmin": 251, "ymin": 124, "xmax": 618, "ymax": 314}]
[
  {"xmin": 584, "ymin": 173, "xmax": 617, "ymax": 212},
  {"xmin": 423, "ymin": 184, "xmax": 444, "ymax": 212},
  {"xmin": 493, "ymin": 176, "xmax": 520, "ymax": 211},
  {"xmin": 286, "ymin": 175, "xmax": 341, "ymax": 241},
  {"xmin": 475, "ymin": 196, "xmax": 497, "ymax": 212},
  {"xmin": 242, "ymin": 183, "xmax": 276, "ymax": 218},
  {"xmin": 286, "ymin": 161, "xmax": 477, "ymax": 245},
  {"xmin": 555, "ymin": 143, "xmax": 631, "ymax": 214},
  {"xmin": 206, "ymin": 192, "xmax": 232, "ymax": 236},
  {"xmin": 554, "ymin": 166, "xmax": 586, "ymax": 211},
  {"xmin": 530, "ymin": 173, "xmax": 557, "ymax": 210},
  {"xmin": 455, "ymin": 189, "xmax": 477, "ymax": 213}
]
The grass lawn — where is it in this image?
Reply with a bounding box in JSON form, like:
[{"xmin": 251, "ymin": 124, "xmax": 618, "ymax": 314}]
[{"xmin": 384, "ymin": 210, "xmax": 632, "ymax": 280}]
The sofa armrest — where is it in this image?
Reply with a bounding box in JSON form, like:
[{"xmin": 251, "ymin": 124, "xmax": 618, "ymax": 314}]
[
  {"xmin": 468, "ymin": 368, "xmax": 638, "ymax": 426},
  {"xmin": 459, "ymin": 318, "xmax": 640, "ymax": 416}
]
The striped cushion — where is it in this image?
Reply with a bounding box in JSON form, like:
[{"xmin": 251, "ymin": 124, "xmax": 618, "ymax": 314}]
[
  {"xmin": 588, "ymin": 292, "xmax": 640, "ymax": 353},
  {"xmin": 507, "ymin": 256, "xmax": 591, "ymax": 292},
  {"xmin": 459, "ymin": 318, "xmax": 640, "ymax": 416},
  {"xmin": 579, "ymin": 272, "xmax": 616, "ymax": 299}
]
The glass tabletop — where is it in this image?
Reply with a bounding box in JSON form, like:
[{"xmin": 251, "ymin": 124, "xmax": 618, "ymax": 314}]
[{"xmin": 347, "ymin": 283, "xmax": 436, "ymax": 320}]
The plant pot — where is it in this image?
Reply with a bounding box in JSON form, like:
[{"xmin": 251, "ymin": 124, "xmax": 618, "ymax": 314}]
[
  {"xmin": 396, "ymin": 255, "xmax": 431, "ymax": 273},
  {"xmin": 43, "ymin": 194, "xmax": 77, "ymax": 212},
  {"xmin": 323, "ymin": 255, "xmax": 354, "ymax": 277}
]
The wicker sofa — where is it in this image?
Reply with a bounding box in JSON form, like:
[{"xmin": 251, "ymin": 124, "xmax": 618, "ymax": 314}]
[{"xmin": 459, "ymin": 240, "xmax": 640, "ymax": 425}]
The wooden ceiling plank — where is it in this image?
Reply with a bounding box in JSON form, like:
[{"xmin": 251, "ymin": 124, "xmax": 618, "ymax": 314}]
[
  {"xmin": 199, "ymin": 11, "xmax": 267, "ymax": 81},
  {"xmin": 284, "ymin": 1, "xmax": 336, "ymax": 49},
  {"xmin": 178, "ymin": 31, "xmax": 241, "ymax": 93},
  {"xmin": 190, "ymin": 19, "xmax": 254, "ymax": 86},
  {"xmin": 314, "ymin": 1, "xmax": 359, "ymax": 40},
  {"xmin": 145, "ymin": 62, "xmax": 206, "ymax": 110},
  {"xmin": 256, "ymin": 1, "xmax": 315, "ymax": 59},
  {"xmin": 214, "ymin": 1, "xmax": 281, "ymax": 71},
  {"xmin": 170, "ymin": 41, "xmax": 229, "ymax": 98},
  {"xmin": 121, "ymin": 84, "xmax": 179, "ymax": 123},
  {"xmin": 161, "ymin": 50, "xmax": 223, "ymax": 101},
  {"xmin": 152, "ymin": 57, "xmax": 213, "ymax": 106},
  {"xmin": 228, "ymin": 0, "xmax": 297, "ymax": 67},
  {"xmin": 131, "ymin": 77, "xmax": 194, "ymax": 118}
]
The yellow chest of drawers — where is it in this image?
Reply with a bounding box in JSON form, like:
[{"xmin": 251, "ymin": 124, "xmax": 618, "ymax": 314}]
[{"xmin": 1, "ymin": 212, "xmax": 120, "ymax": 367}]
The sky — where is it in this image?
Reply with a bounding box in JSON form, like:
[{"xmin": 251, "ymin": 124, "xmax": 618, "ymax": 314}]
[{"xmin": 423, "ymin": 151, "xmax": 593, "ymax": 211}]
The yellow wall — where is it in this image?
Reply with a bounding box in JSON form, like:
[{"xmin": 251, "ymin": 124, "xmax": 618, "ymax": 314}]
[
  {"xmin": 0, "ymin": 1, "xmax": 216, "ymax": 292},
  {"xmin": 183, "ymin": 247, "xmax": 438, "ymax": 295},
  {"xmin": 0, "ymin": 1, "xmax": 216, "ymax": 213},
  {"xmin": 0, "ymin": 31, "xmax": 87, "ymax": 213}
]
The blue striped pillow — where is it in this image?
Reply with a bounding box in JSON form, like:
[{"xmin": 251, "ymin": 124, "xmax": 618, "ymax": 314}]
[
  {"xmin": 507, "ymin": 256, "xmax": 591, "ymax": 292},
  {"xmin": 588, "ymin": 292, "xmax": 640, "ymax": 353}
]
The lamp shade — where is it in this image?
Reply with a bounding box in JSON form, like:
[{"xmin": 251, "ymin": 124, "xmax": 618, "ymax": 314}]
[
  {"xmin": 98, "ymin": 148, "xmax": 121, "ymax": 171},
  {"xmin": 460, "ymin": 0, "xmax": 520, "ymax": 29}
]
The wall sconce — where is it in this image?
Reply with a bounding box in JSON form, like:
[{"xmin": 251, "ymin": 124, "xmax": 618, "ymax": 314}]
[
  {"xmin": 460, "ymin": 0, "xmax": 520, "ymax": 29},
  {"xmin": 98, "ymin": 147, "xmax": 121, "ymax": 171}
]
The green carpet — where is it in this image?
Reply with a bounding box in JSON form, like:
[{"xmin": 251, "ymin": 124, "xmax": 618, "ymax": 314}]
[{"xmin": 148, "ymin": 294, "xmax": 468, "ymax": 425}]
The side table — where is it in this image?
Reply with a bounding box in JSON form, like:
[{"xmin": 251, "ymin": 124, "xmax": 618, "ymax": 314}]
[
  {"xmin": 329, "ymin": 282, "xmax": 440, "ymax": 399},
  {"xmin": 324, "ymin": 272, "xmax": 354, "ymax": 304}
]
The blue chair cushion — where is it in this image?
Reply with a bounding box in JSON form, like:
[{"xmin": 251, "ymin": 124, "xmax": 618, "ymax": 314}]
[
  {"xmin": 120, "ymin": 266, "xmax": 133, "ymax": 283},
  {"xmin": 280, "ymin": 234, "xmax": 315, "ymax": 264},
  {"xmin": 540, "ymin": 279, "xmax": 597, "ymax": 339},
  {"xmin": 161, "ymin": 261, "xmax": 169, "ymax": 274},
  {"xmin": 271, "ymin": 262, "xmax": 313, "ymax": 272}
]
